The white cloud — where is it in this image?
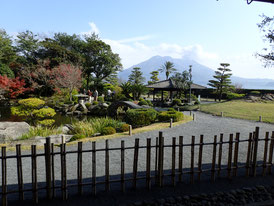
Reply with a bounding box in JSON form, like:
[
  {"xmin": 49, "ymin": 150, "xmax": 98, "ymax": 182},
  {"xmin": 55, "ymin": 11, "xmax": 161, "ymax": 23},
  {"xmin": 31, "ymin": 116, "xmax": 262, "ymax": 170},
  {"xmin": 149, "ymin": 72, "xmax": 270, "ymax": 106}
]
[
  {"xmin": 117, "ymin": 35, "xmax": 152, "ymax": 43},
  {"xmin": 81, "ymin": 22, "xmax": 100, "ymax": 36}
]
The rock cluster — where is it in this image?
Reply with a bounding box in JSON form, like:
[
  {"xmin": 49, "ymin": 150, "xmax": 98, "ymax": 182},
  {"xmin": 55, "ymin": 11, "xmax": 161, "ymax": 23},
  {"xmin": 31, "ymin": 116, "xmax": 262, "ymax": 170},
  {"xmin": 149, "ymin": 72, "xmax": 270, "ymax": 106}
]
[
  {"xmin": 129, "ymin": 185, "xmax": 274, "ymax": 206},
  {"xmin": 0, "ymin": 122, "xmax": 30, "ymax": 143}
]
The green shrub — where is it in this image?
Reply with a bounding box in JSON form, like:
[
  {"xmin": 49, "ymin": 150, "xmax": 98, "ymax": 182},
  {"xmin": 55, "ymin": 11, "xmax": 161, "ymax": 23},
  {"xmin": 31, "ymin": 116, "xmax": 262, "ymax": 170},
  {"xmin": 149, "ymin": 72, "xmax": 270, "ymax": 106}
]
[
  {"xmin": 126, "ymin": 108, "xmax": 158, "ymax": 126},
  {"xmin": 250, "ymin": 91, "xmax": 261, "ymax": 95},
  {"xmin": 138, "ymin": 99, "xmax": 148, "ymax": 106},
  {"xmin": 146, "ymin": 100, "xmax": 153, "ymax": 106},
  {"xmin": 32, "ymin": 108, "xmax": 56, "ymax": 119},
  {"xmin": 37, "ymin": 119, "xmax": 55, "ymax": 127},
  {"xmin": 70, "ymin": 134, "xmax": 86, "ymax": 141},
  {"xmin": 93, "ymin": 101, "xmax": 98, "ymax": 105},
  {"xmin": 227, "ymin": 92, "xmax": 245, "ymax": 100},
  {"xmin": 158, "ymin": 110, "xmax": 184, "ymax": 122},
  {"xmin": 98, "ymin": 96, "xmax": 104, "ymax": 102},
  {"xmin": 0, "ymin": 63, "xmax": 15, "ymax": 78},
  {"xmin": 185, "ymin": 94, "xmax": 198, "ymax": 102},
  {"xmin": 18, "ymin": 98, "xmax": 45, "ymax": 108},
  {"xmin": 172, "ymin": 99, "xmax": 182, "ymax": 106},
  {"xmin": 85, "ymin": 102, "xmax": 91, "ymax": 107},
  {"xmin": 70, "ymin": 121, "xmax": 95, "ymax": 137},
  {"xmin": 19, "ymin": 126, "xmax": 62, "ymax": 140},
  {"xmin": 102, "ymin": 127, "xmax": 116, "ymax": 135},
  {"xmin": 120, "ymin": 123, "xmax": 130, "ymax": 132}
]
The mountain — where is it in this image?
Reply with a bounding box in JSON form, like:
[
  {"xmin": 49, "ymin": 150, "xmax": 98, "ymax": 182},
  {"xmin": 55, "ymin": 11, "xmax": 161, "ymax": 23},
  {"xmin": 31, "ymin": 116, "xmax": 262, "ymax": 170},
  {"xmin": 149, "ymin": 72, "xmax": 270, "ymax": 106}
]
[{"xmin": 118, "ymin": 56, "xmax": 274, "ymax": 90}]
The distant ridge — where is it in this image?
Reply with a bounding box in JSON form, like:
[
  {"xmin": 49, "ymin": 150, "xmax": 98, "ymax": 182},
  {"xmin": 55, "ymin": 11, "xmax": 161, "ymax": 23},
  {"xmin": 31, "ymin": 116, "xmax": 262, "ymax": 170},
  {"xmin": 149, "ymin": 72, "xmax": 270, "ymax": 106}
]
[{"xmin": 118, "ymin": 56, "xmax": 274, "ymax": 89}]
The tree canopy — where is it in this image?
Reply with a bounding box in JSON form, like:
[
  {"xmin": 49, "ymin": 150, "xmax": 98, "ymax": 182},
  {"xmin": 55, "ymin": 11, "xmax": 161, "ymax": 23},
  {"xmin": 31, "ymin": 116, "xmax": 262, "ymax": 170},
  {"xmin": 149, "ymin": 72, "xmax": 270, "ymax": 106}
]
[{"xmin": 158, "ymin": 61, "xmax": 177, "ymax": 80}]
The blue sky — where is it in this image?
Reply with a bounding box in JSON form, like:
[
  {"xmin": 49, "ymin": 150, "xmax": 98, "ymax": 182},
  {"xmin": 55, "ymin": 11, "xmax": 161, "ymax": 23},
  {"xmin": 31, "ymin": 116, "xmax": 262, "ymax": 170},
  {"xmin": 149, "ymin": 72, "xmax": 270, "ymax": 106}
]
[{"xmin": 1, "ymin": 0, "xmax": 274, "ymax": 79}]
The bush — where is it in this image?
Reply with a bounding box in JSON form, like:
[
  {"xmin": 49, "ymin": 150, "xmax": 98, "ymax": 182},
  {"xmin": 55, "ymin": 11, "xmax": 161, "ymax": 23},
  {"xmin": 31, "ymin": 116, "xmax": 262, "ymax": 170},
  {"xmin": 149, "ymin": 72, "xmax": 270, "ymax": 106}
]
[
  {"xmin": 185, "ymin": 94, "xmax": 198, "ymax": 102},
  {"xmin": 168, "ymin": 108, "xmax": 176, "ymax": 112},
  {"xmin": 70, "ymin": 134, "xmax": 86, "ymax": 141},
  {"xmin": 250, "ymin": 91, "xmax": 261, "ymax": 95},
  {"xmin": 18, "ymin": 98, "xmax": 45, "ymax": 108},
  {"xmin": 98, "ymin": 96, "xmax": 104, "ymax": 102},
  {"xmin": 126, "ymin": 108, "xmax": 158, "ymax": 126},
  {"xmin": 138, "ymin": 99, "xmax": 148, "ymax": 106},
  {"xmin": 102, "ymin": 127, "xmax": 116, "ymax": 135},
  {"xmin": 120, "ymin": 123, "xmax": 130, "ymax": 132},
  {"xmin": 19, "ymin": 125, "xmax": 62, "ymax": 140},
  {"xmin": 146, "ymin": 100, "xmax": 153, "ymax": 106},
  {"xmin": 172, "ymin": 99, "xmax": 182, "ymax": 106},
  {"xmin": 158, "ymin": 110, "xmax": 184, "ymax": 122},
  {"xmin": 93, "ymin": 101, "xmax": 98, "ymax": 105},
  {"xmin": 37, "ymin": 119, "xmax": 55, "ymax": 127},
  {"xmin": 227, "ymin": 92, "xmax": 245, "ymax": 100},
  {"xmin": 85, "ymin": 102, "xmax": 91, "ymax": 107}
]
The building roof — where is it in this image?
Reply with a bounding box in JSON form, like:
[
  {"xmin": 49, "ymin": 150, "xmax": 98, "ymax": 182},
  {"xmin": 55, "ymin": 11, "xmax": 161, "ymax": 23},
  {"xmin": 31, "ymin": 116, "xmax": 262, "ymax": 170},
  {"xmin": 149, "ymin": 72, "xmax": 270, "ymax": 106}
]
[{"xmin": 146, "ymin": 79, "xmax": 207, "ymax": 90}]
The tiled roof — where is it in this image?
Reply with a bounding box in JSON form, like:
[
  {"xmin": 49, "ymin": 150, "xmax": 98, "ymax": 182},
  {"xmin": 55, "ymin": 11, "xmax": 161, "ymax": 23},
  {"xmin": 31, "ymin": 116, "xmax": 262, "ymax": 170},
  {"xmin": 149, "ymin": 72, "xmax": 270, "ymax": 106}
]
[{"xmin": 146, "ymin": 79, "xmax": 207, "ymax": 89}]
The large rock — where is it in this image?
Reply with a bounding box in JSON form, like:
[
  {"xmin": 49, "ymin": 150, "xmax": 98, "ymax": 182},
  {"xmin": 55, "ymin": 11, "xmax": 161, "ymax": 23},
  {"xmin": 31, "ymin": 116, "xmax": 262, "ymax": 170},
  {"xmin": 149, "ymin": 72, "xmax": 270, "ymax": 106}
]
[{"xmin": 0, "ymin": 122, "xmax": 30, "ymax": 142}]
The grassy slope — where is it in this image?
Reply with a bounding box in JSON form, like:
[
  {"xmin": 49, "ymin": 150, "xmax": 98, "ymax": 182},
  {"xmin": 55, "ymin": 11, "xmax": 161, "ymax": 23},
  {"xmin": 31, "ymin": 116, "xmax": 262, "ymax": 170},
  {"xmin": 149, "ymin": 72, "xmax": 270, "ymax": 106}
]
[{"xmin": 200, "ymin": 100, "xmax": 274, "ymax": 123}]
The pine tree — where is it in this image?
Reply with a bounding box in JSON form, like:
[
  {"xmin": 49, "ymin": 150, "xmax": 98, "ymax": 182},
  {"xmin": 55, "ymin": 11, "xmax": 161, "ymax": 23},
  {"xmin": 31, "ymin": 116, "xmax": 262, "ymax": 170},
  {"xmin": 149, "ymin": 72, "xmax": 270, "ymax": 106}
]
[
  {"xmin": 148, "ymin": 71, "xmax": 159, "ymax": 85},
  {"xmin": 208, "ymin": 63, "xmax": 232, "ymax": 101}
]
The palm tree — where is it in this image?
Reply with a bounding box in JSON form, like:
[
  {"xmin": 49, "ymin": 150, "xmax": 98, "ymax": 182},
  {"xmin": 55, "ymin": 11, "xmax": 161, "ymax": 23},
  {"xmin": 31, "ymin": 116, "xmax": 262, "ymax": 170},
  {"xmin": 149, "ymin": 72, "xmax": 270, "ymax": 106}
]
[{"xmin": 158, "ymin": 61, "xmax": 177, "ymax": 80}]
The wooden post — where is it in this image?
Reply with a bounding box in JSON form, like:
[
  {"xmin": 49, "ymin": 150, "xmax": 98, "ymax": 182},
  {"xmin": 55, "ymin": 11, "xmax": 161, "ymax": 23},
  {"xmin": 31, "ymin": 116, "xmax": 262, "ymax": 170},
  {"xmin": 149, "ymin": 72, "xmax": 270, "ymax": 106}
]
[
  {"xmin": 245, "ymin": 133, "xmax": 253, "ymax": 177},
  {"xmin": 198, "ymin": 135, "xmax": 204, "ymax": 181},
  {"xmin": 60, "ymin": 142, "xmax": 67, "ymax": 200},
  {"xmin": 267, "ymin": 131, "xmax": 274, "ymax": 174},
  {"xmin": 51, "ymin": 143, "xmax": 55, "ymax": 198},
  {"xmin": 92, "ymin": 142, "xmax": 96, "ymax": 196},
  {"xmin": 252, "ymin": 127, "xmax": 260, "ymax": 177},
  {"xmin": 2, "ymin": 147, "xmax": 7, "ymax": 206},
  {"xmin": 155, "ymin": 137, "xmax": 159, "ymax": 184},
  {"xmin": 45, "ymin": 137, "xmax": 52, "ymax": 200},
  {"xmin": 171, "ymin": 137, "xmax": 176, "ymax": 187},
  {"xmin": 146, "ymin": 138, "xmax": 151, "ymax": 190},
  {"xmin": 249, "ymin": 132, "xmax": 255, "ymax": 175},
  {"xmin": 190, "ymin": 136, "xmax": 195, "ymax": 184},
  {"xmin": 170, "ymin": 118, "xmax": 173, "ymax": 128},
  {"xmin": 31, "ymin": 145, "xmax": 38, "ymax": 204},
  {"xmin": 61, "ymin": 135, "xmax": 65, "ymax": 144},
  {"xmin": 262, "ymin": 132, "xmax": 269, "ymax": 176},
  {"xmin": 233, "ymin": 133, "xmax": 240, "ymax": 177},
  {"xmin": 121, "ymin": 140, "xmax": 125, "ymax": 192},
  {"xmin": 129, "ymin": 125, "xmax": 132, "ymax": 136},
  {"xmin": 158, "ymin": 132, "xmax": 164, "ymax": 187},
  {"xmin": 16, "ymin": 144, "xmax": 24, "ymax": 201},
  {"xmin": 217, "ymin": 134, "xmax": 223, "ymax": 177},
  {"xmin": 178, "ymin": 136, "xmax": 183, "ymax": 182},
  {"xmin": 77, "ymin": 142, "xmax": 83, "ymax": 195},
  {"xmin": 193, "ymin": 113, "xmax": 195, "ymax": 121},
  {"xmin": 227, "ymin": 134, "xmax": 233, "ymax": 179},
  {"xmin": 221, "ymin": 112, "xmax": 223, "ymax": 117},
  {"xmin": 105, "ymin": 140, "xmax": 110, "ymax": 192},
  {"xmin": 190, "ymin": 111, "xmax": 192, "ymax": 116},
  {"xmin": 211, "ymin": 135, "xmax": 217, "ymax": 182},
  {"xmin": 133, "ymin": 138, "xmax": 139, "ymax": 189},
  {"xmin": 259, "ymin": 116, "xmax": 262, "ymax": 122}
]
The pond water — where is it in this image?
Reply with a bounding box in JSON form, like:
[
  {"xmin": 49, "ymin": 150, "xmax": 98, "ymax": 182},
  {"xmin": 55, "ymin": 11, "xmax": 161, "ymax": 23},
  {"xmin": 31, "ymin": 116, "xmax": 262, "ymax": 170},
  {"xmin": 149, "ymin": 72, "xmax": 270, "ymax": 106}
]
[{"xmin": 0, "ymin": 105, "xmax": 99, "ymax": 126}]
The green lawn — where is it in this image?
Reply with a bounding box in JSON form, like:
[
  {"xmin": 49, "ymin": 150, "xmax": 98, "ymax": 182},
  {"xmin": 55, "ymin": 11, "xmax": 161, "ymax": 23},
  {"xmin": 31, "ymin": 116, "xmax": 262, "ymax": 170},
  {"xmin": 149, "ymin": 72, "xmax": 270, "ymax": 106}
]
[{"xmin": 200, "ymin": 100, "xmax": 274, "ymax": 124}]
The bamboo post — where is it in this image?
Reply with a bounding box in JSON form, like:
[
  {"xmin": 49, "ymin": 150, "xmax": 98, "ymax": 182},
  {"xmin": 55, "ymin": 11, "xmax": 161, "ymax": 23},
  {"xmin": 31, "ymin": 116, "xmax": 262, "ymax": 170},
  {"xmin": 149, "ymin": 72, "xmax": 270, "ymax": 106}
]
[
  {"xmin": 267, "ymin": 131, "xmax": 274, "ymax": 174},
  {"xmin": 252, "ymin": 127, "xmax": 260, "ymax": 177},
  {"xmin": 2, "ymin": 147, "xmax": 7, "ymax": 206},
  {"xmin": 171, "ymin": 137, "xmax": 176, "ymax": 187},
  {"xmin": 121, "ymin": 140, "xmax": 125, "ymax": 192},
  {"xmin": 217, "ymin": 134, "xmax": 223, "ymax": 176},
  {"xmin": 133, "ymin": 138, "xmax": 139, "ymax": 189},
  {"xmin": 146, "ymin": 138, "xmax": 151, "ymax": 190},
  {"xmin": 190, "ymin": 136, "xmax": 195, "ymax": 184},
  {"xmin": 77, "ymin": 142, "xmax": 83, "ymax": 195},
  {"xmin": 211, "ymin": 135, "xmax": 217, "ymax": 182},
  {"xmin": 60, "ymin": 142, "xmax": 67, "ymax": 200},
  {"xmin": 178, "ymin": 136, "xmax": 183, "ymax": 182},
  {"xmin": 245, "ymin": 133, "xmax": 253, "ymax": 177},
  {"xmin": 158, "ymin": 132, "xmax": 164, "ymax": 187},
  {"xmin": 45, "ymin": 137, "xmax": 52, "ymax": 200},
  {"xmin": 129, "ymin": 125, "xmax": 132, "ymax": 136},
  {"xmin": 262, "ymin": 132, "xmax": 269, "ymax": 176},
  {"xmin": 16, "ymin": 144, "xmax": 24, "ymax": 201},
  {"xmin": 105, "ymin": 140, "xmax": 110, "ymax": 192},
  {"xmin": 170, "ymin": 118, "xmax": 173, "ymax": 128},
  {"xmin": 233, "ymin": 133, "xmax": 240, "ymax": 177},
  {"xmin": 31, "ymin": 145, "xmax": 38, "ymax": 204},
  {"xmin": 227, "ymin": 134, "xmax": 233, "ymax": 179},
  {"xmin": 198, "ymin": 135, "xmax": 204, "ymax": 181},
  {"xmin": 92, "ymin": 142, "xmax": 96, "ymax": 196}
]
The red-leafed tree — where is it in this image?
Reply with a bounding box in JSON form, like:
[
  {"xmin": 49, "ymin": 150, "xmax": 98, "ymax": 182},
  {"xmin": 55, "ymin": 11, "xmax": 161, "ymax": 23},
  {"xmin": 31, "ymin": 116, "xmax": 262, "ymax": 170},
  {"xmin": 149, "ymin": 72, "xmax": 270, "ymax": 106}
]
[
  {"xmin": 51, "ymin": 64, "xmax": 82, "ymax": 101},
  {"xmin": 0, "ymin": 75, "xmax": 30, "ymax": 98}
]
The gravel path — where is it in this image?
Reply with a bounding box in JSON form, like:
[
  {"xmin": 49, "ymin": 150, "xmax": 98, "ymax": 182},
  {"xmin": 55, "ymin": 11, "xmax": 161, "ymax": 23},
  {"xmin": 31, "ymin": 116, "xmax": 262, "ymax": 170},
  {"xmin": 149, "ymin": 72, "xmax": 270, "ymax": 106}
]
[{"xmin": 3, "ymin": 112, "xmax": 274, "ymax": 196}]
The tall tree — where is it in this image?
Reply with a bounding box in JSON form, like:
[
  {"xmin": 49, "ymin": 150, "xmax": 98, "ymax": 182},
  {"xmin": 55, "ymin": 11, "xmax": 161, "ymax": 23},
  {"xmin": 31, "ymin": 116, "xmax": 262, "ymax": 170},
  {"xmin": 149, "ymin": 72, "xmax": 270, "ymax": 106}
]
[
  {"xmin": 208, "ymin": 63, "xmax": 232, "ymax": 101},
  {"xmin": 158, "ymin": 61, "xmax": 176, "ymax": 80},
  {"xmin": 148, "ymin": 71, "xmax": 159, "ymax": 85},
  {"xmin": 0, "ymin": 29, "xmax": 17, "ymax": 65},
  {"xmin": 128, "ymin": 67, "xmax": 145, "ymax": 85},
  {"xmin": 257, "ymin": 14, "xmax": 274, "ymax": 67},
  {"xmin": 171, "ymin": 71, "xmax": 191, "ymax": 98}
]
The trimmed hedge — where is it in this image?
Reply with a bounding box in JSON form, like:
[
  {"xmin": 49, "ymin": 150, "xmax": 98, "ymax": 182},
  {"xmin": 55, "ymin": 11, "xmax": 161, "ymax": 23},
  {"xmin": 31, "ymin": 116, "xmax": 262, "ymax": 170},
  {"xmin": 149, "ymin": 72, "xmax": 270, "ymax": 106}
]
[
  {"xmin": 126, "ymin": 108, "xmax": 158, "ymax": 126},
  {"xmin": 227, "ymin": 92, "xmax": 245, "ymax": 100},
  {"xmin": 120, "ymin": 123, "xmax": 130, "ymax": 132},
  {"xmin": 102, "ymin": 127, "xmax": 116, "ymax": 135},
  {"xmin": 158, "ymin": 110, "xmax": 184, "ymax": 122}
]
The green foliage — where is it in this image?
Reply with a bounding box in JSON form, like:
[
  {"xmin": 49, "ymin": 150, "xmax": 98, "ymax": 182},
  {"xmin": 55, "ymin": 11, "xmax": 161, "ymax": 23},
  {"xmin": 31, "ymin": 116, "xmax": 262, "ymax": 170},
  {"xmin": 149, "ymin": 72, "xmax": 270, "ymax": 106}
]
[
  {"xmin": 126, "ymin": 108, "xmax": 158, "ymax": 126},
  {"xmin": 226, "ymin": 92, "xmax": 245, "ymax": 100},
  {"xmin": 18, "ymin": 98, "xmax": 45, "ymax": 108},
  {"xmin": 19, "ymin": 126, "xmax": 62, "ymax": 140},
  {"xmin": 70, "ymin": 134, "xmax": 86, "ymax": 141},
  {"xmin": 172, "ymin": 98, "xmax": 182, "ymax": 106},
  {"xmin": 250, "ymin": 91, "xmax": 261, "ymax": 95},
  {"xmin": 148, "ymin": 71, "xmax": 159, "ymax": 85},
  {"xmin": 37, "ymin": 119, "xmax": 55, "ymax": 126},
  {"xmin": 146, "ymin": 100, "xmax": 153, "ymax": 106},
  {"xmin": 128, "ymin": 67, "xmax": 145, "ymax": 85},
  {"xmin": 138, "ymin": 99, "xmax": 148, "ymax": 106},
  {"xmin": 0, "ymin": 29, "xmax": 17, "ymax": 65},
  {"xmin": 168, "ymin": 108, "xmax": 176, "ymax": 112},
  {"xmin": 120, "ymin": 123, "xmax": 130, "ymax": 132},
  {"xmin": 158, "ymin": 110, "xmax": 184, "ymax": 122},
  {"xmin": 98, "ymin": 96, "xmax": 104, "ymax": 102},
  {"xmin": 158, "ymin": 61, "xmax": 177, "ymax": 80},
  {"xmin": 185, "ymin": 94, "xmax": 198, "ymax": 102},
  {"xmin": 102, "ymin": 127, "xmax": 116, "ymax": 135},
  {"xmin": 85, "ymin": 102, "xmax": 91, "ymax": 107},
  {"xmin": 0, "ymin": 63, "xmax": 14, "ymax": 78},
  {"xmin": 70, "ymin": 121, "xmax": 95, "ymax": 137},
  {"xmin": 171, "ymin": 71, "xmax": 191, "ymax": 98},
  {"xmin": 93, "ymin": 101, "xmax": 98, "ymax": 105},
  {"xmin": 32, "ymin": 107, "xmax": 56, "ymax": 118}
]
